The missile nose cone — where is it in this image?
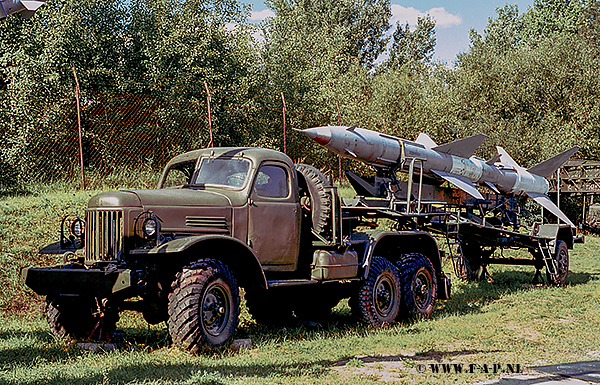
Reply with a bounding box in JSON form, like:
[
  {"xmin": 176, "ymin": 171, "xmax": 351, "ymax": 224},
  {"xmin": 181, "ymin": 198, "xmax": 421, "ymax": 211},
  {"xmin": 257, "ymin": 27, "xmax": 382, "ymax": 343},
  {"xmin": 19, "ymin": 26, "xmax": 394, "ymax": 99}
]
[{"xmin": 301, "ymin": 127, "xmax": 332, "ymax": 146}]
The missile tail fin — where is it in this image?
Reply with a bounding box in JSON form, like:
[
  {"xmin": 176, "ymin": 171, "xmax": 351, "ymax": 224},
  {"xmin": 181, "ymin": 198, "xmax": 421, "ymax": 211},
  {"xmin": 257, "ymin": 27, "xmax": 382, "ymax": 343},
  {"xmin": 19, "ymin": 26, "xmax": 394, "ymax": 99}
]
[
  {"xmin": 484, "ymin": 181, "xmax": 500, "ymax": 194},
  {"xmin": 415, "ymin": 133, "xmax": 437, "ymax": 149},
  {"xmin": 527, "ymin": 146, "xmax": 580, "ymax": 178},
  {"xmin": 21, "ymin": 1, "xmax": 45, "ymax": 11},
  {"xmin": 432, "ymin": 170, "xmax": 484, "ymax": 200},
  {"xmin": 486, "ymin": 154, "xmax": 501, "ymax": 166},
  {"xmin": 496, "ymin": 147, "xmax": 520, "ymax": 169},
  {"xmin": 527, "ymin": 192, "xmax": 574, "ymax": 227},
  {"xmin": 433, "ymin": 134, "xmax": 487, "ymax": 158}
]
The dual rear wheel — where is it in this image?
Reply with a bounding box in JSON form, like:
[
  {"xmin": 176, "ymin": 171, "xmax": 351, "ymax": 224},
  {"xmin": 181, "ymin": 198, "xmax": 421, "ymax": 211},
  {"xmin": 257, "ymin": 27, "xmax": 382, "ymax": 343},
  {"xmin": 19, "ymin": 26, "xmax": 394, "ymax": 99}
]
[{"xmin": 352, "ymin": 254, "xmax": 438, "ymax": 326}]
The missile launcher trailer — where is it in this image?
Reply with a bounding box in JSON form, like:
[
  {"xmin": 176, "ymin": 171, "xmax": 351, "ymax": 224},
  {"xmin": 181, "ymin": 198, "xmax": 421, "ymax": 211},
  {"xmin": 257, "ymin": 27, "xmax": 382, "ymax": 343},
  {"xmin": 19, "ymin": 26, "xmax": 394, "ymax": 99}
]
[{"xmin": 21, "ymin": 147, "xmax": 452, "ymax": 352}]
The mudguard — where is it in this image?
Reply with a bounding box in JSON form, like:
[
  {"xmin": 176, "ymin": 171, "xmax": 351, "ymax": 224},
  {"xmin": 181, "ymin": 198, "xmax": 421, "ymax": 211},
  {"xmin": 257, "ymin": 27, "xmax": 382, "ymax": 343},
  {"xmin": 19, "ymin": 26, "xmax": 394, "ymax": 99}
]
[{"xmin": 131, "ymin": 235, "xmax": 267, "ymax": 289}]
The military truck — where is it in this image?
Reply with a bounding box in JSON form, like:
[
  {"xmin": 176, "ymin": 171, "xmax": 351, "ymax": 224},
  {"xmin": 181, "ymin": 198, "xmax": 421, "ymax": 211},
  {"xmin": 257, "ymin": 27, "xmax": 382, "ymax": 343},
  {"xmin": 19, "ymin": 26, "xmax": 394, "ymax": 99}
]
[{"xmin": 21, "ymin": 147, "xmax": 451, "ymax": 352}]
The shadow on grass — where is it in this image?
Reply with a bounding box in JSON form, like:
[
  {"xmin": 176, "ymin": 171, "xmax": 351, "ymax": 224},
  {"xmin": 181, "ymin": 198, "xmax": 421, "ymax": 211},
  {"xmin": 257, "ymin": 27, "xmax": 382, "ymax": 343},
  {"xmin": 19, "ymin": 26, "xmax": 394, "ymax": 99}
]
[
  {"xmin": 0, "ymin": 330, "xmax": 85, "ymax": 369},
  {"xmin": 1, "ymin": 344, "xmax": 334, "ymax": 385}
]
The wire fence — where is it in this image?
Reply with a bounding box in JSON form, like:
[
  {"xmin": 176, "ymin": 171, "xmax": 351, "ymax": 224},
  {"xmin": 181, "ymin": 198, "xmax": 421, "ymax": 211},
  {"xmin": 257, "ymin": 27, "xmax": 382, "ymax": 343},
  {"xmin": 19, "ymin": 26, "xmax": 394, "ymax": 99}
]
[{"xmin": 0, "ymin": 67, "xmax": 342, "ymax": 189}]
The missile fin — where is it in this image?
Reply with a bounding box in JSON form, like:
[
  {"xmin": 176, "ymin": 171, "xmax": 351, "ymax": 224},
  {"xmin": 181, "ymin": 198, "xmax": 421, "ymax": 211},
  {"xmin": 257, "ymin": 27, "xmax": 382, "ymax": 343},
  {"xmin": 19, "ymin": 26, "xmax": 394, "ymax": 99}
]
[
  {"xmin": 21, "ymin": 1, "xmax": 45, "ymax": 11},
  {"xmin": 415, "ymin": 133, "xmax": 437, "ymax": 149},
  {"xmin": 527, "ymin": 192, "xmax": 574, "ymax": 227},
  {"xmin": 345, "ymin": 149, "xmax": 358, "ymax": 158},
  {"xmin": 433, "ymin": 134, "xmax": 487, "ymax": 158},
  {"xmin": 496, "ymin": 147, "xmax": 520, "ymax": 169},
  {"xmin": 432, "ymin": 170, "xmax": 485, "ymax": 200},
  {"xmin": 484, "ymin": 181, "xmax": 500, "ymax": 194},
  {"xmin": 527, "ymin": 146, "xmax": 580, "ymax": 178},
  {"xmin": 346, "ymin": 124, "xmax": 358, "ymax": 132},
  {"xmin": 486, "ymin": 154, "xmax": 501, "ymax": 166}
]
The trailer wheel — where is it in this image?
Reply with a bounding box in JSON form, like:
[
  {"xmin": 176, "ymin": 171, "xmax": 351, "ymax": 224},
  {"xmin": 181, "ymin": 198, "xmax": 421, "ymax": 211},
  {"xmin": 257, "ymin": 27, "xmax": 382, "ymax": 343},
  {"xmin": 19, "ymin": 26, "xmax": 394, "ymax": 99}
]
[
  {"xmin": 168, "ymin": 259, "xmax": 240, "ymax": 352},
  {"xmin": 46, "ymin": 297, "xmax": 118, "ymax": 341},
  {"xmin": 295, "ymin": 164, "xmax": 332, "ymax": 235},
  {"xmin": 397, "ymin": 254, "xmax": 437, "ymax": 319},
  {"xmin": 354, "ymin": 256, "xmax": 401, "ymax": 327},
  {"xmin": 460, "ymin": 242, "xmax": 485, "ymax": 281},
  {"xmin": 547, "ymin": 240, "xmax": 569, "ymax": 286}
]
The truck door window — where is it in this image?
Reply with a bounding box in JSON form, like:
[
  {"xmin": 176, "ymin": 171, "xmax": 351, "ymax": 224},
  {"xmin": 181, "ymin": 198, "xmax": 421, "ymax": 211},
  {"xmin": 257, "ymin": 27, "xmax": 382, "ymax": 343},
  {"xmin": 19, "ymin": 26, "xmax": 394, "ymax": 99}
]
[
  {"xmin": 161, "ymin": 160, "xmax": 196, "ymax": 188},
  {"xmin": 254, "ymin": 165, "xmax": 289, "ymax": 198}
]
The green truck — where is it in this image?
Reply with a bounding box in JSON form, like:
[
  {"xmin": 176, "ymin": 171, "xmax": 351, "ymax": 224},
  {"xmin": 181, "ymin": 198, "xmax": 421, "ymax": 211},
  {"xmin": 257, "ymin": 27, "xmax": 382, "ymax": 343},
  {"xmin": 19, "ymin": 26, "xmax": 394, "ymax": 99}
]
[{"xmin": 21, "ymin": 147, "xmax": 451, "ymax": 352}]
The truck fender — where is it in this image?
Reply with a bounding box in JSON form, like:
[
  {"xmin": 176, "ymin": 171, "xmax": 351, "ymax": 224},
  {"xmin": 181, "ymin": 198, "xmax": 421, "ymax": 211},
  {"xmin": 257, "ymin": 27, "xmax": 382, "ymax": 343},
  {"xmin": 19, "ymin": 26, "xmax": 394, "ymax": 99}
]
[
  {"xmin": 142, "ymin": 235, "xmax": 267, "ymax": 289},
  {"xmin": 358, "ymin": 230, "xmax": 443, "ymax": 278}
]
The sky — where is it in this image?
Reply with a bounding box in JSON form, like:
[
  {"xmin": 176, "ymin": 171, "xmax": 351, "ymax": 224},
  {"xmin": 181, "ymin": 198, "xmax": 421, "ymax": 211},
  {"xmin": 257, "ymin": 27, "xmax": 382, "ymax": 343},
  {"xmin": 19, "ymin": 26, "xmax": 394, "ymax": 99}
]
[{"xmin": 243, "ymin": 0, "xmax": 535, "ymax": 65}]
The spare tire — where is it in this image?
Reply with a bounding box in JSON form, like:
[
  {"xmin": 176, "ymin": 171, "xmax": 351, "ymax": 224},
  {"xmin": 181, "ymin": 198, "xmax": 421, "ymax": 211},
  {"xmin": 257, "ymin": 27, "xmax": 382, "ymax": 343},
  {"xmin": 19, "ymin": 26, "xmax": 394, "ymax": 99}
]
[{"xmin": 295, "ymin": 164, "xmax": 332, "ymax": 235}]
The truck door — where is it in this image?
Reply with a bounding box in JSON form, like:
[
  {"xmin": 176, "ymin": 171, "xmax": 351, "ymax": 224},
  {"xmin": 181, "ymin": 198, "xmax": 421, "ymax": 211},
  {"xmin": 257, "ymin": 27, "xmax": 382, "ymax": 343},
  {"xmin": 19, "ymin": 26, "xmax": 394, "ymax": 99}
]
[{"xmin": 248, "ymin": 162, "xmax": 301, "ymax": 271}]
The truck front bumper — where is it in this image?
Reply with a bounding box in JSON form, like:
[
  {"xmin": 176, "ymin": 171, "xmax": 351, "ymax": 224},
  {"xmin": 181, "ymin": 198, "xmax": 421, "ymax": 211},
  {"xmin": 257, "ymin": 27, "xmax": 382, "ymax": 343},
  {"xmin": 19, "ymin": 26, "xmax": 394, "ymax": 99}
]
[{"xmin": 20, "ymin": 266, "xmax": 131, "ymax": 298}]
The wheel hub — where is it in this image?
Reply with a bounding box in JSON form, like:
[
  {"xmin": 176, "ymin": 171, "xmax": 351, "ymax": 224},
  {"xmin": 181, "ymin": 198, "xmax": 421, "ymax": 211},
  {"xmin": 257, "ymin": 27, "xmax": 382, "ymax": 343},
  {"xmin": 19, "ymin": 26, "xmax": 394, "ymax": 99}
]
[{"xmin": 201, "ymin": 284, "xmax": 229, "ymax": 336}]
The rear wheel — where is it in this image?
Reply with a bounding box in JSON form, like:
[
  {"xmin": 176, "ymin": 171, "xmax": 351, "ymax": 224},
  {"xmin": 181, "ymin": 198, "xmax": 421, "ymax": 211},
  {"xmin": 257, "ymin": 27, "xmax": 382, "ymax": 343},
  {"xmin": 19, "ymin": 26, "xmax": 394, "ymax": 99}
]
[
  {"xmin": 168, "ymin": 259, "xmax": 240, "ymax": 352},
  {"xmin": 397, "ymin": 254, "xmax": 437, "ymax": 319},
  {"xmin": 353, "ymin": 256, "xmax": 401, "ymax": 327}
]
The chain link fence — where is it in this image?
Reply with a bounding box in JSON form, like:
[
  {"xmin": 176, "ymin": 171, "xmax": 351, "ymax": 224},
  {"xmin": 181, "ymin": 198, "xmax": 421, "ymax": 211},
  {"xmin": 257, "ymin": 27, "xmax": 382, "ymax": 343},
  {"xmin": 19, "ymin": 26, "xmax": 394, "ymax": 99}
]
[{"xmin": 0, "ymin": 68, "xmax": 357, "ymax": 190}]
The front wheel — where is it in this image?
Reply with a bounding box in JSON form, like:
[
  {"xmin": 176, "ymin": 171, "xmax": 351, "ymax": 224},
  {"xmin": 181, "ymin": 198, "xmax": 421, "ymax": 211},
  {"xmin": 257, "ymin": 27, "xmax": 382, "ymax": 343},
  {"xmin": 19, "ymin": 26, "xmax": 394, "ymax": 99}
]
[
  {"xmin": 168, "ymin": 259, "xmax": 240, "ymax": 352},
  {"xmin": 353, "ymin": 256, "xmax": 401, "ymax": 327}
]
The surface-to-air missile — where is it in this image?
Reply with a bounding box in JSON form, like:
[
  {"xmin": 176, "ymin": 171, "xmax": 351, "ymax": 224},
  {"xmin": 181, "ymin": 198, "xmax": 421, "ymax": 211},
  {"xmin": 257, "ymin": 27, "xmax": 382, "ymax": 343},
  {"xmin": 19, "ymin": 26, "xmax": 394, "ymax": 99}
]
[
  {"xmin": 0, "ymin": 0, "xmax": 45, "ymax": 19},
  {"xmin": 298, "ymin": 125, "xmax": 579, "ymax": 227}
]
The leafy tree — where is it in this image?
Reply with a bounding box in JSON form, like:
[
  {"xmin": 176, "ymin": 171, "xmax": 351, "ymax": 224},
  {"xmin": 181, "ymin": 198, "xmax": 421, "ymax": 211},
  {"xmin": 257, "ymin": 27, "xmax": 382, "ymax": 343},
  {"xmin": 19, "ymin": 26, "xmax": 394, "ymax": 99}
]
[
  {"xmin": 261, "ymin": 0, "xmax": 391, "ymax": 165},
  {"xmin": 383, "ymin": 16, "xmax": 436, "ymax": 70}
]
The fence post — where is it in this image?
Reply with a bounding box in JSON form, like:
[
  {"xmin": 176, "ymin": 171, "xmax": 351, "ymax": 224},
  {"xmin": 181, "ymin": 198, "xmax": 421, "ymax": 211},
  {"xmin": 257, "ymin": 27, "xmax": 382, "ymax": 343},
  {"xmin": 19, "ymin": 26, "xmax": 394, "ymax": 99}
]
[
  {"xmin": 72, "ymin": 67, "xmax": 85, "ymax": 190},
  {"xmin": 336, "ymin": 103, "xmax": 342, "ymax": 184},
  {"xmin": 281, "ymin": 92, "xmax": 287, "ymax": 155},
  {"xmin": 204, "ymin": 80, "xmax": 213, "ymax": 148}
]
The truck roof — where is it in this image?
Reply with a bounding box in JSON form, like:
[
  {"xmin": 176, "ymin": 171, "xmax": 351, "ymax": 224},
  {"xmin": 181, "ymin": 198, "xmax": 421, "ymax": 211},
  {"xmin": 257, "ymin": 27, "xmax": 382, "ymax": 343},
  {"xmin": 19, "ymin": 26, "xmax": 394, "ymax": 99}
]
[{"xmin": 164, "ymin": 147, "xmax": 295, "ymax": 169}]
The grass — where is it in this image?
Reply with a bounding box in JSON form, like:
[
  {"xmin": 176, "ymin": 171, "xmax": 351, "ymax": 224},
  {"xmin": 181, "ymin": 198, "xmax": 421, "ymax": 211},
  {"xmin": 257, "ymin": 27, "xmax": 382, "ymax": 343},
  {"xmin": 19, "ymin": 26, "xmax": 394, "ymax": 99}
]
[{"xmin": 1, "ymin": 180, "xmax": 600, "ymax": 384}]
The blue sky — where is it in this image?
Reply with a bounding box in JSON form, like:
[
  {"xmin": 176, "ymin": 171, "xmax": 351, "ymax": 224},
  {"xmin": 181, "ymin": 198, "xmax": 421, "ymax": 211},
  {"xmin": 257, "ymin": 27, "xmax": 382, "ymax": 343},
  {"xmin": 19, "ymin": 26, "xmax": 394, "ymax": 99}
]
[{"xmin": 243, "ymin": 0, "xmax": 534, "ymax": 65}]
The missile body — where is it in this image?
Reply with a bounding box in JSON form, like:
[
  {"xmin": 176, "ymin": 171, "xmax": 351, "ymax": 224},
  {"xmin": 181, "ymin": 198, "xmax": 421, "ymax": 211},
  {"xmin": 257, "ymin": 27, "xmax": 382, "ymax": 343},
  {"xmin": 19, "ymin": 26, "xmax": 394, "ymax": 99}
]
[
  {"xmin": 0, "ymin": 0, "xmax": 46, "ymax": 20},
  {"xmin": 300, "ymin": 125, "xmax": 579, "ymax": 226}
]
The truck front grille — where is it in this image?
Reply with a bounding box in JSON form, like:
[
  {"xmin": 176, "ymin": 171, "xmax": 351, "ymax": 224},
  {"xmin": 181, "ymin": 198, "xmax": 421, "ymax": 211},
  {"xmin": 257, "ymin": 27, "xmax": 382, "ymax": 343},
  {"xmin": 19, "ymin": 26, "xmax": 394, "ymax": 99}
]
[{"xmin": 85, "ymin": 210, "xmax": 124, "ymax": 263}]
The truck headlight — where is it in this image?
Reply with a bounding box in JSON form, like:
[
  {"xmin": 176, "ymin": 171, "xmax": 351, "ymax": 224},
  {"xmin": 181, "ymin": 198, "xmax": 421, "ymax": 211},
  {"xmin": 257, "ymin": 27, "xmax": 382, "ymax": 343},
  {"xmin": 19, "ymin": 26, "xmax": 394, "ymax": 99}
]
[
  {"xmin": 71, "ymin": 218, "xmax": 85, "ymax": 237},
  {"xmin": 143, "ymin": 218, "xmax": 158, "ymax": 238}
]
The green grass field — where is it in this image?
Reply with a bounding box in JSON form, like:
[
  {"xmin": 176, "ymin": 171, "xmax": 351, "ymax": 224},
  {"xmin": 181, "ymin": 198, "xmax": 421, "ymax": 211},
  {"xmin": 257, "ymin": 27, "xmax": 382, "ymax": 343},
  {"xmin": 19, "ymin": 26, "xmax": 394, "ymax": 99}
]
[{"xmin": 1, "ymin": 181, "xmax": 599, "ymax": 385}]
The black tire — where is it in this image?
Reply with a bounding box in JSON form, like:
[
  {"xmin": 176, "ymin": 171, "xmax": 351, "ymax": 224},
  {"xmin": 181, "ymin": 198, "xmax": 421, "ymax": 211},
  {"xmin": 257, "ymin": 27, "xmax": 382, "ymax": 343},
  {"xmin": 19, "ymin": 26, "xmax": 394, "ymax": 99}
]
[
  {"xmin": 295, "ymin": 164, "xmax": 332, "ymax": 235},
  {"xmin": 397, "ymin": 254, "xmax": 437, "ymax": 319},
  {"xmin": 460, "ymin": 242, "xmax": 485, "ymax": 281},
  {"xmin": 353, "ymin": 256, "xmax": 402, "ymax": 327},
  {"xmin": 245, "ymin": 287, "xmax": 294, "ymax": 325},
  {"xmin": 546, "ymin": 240, "xmax": 569, "ymax": 286},
  {"xmin": 168, "ymin": 259, "xmax": 240, "ymax": 352},
  {"xmin": 46, "ymin": 297, "xmax": 118, "ymax": 341}
]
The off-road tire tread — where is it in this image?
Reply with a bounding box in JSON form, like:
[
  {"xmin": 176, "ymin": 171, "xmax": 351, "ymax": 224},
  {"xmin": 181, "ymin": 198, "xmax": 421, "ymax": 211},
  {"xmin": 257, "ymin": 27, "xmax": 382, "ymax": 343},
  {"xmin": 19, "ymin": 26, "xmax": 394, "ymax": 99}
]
[
  {"xmin": 168, "ymin": 259, "xmax": 240, "ymax": 353},
  {"xmin": 353, "ymin": 256, "xmax": 401, "ymax": 327},
  {"xmin": 397, "ymin": 253, "xmax": 437, "ymax": 319},
  {"xmin": 295, "ymin": 163, "xmax": 332, "ymax": 234}
]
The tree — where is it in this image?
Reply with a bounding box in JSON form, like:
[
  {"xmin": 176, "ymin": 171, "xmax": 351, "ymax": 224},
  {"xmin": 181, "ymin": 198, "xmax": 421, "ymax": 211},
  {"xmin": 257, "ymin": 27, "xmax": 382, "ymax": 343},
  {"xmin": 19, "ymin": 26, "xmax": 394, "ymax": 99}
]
[{"xmin": 383, "ymin": 16, "xmax": 436, "ymax": 70}]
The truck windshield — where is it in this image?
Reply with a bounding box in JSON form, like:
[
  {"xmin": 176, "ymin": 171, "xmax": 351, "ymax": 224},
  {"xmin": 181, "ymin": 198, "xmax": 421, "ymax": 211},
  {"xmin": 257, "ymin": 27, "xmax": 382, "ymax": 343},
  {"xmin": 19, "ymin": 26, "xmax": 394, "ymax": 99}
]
[{"xmin": 193, "ymin": 158, "xmax": 250, "ymax": 188}]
